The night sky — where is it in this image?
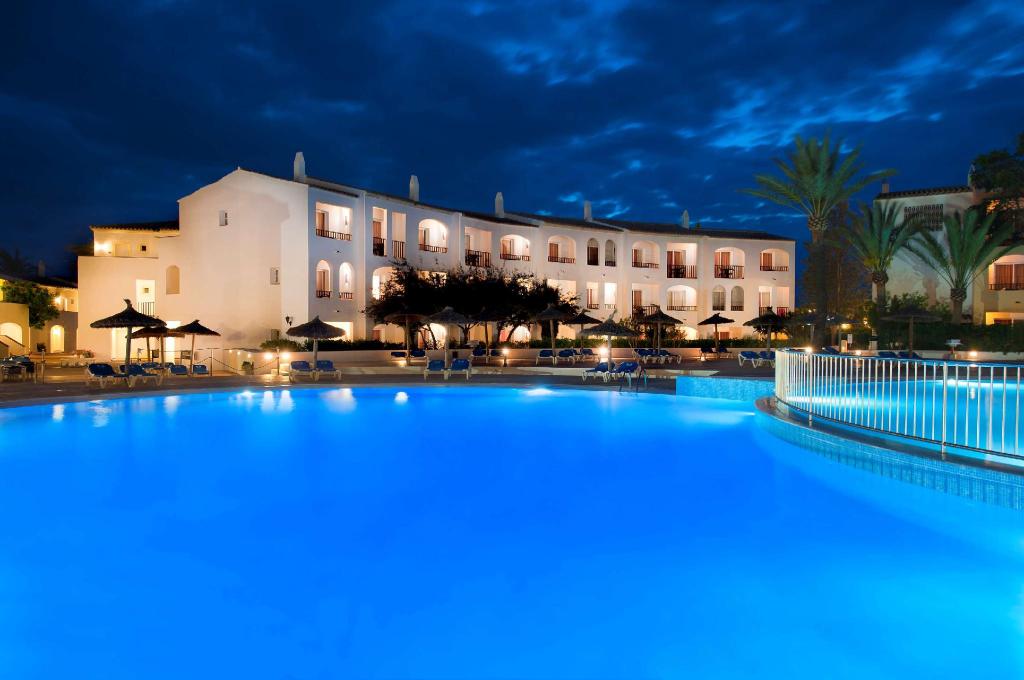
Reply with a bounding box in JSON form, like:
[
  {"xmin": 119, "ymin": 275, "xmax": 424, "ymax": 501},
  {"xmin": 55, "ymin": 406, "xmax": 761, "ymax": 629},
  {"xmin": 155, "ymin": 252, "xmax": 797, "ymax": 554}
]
[{"xmin": 3, "ymin": 1, "xmax": 1023, "ymax": 274}]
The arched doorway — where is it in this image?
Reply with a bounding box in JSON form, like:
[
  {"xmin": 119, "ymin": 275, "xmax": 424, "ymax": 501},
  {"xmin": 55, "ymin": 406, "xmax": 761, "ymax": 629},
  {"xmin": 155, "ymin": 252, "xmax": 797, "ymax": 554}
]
[{"xmin": 49, "ymin": 325, "xmax": 65, "ymax": 352}]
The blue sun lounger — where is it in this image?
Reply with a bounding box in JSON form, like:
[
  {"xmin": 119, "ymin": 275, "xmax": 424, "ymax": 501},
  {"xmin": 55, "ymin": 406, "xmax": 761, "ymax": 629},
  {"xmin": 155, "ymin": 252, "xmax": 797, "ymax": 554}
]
[
  {"xmin": 536, "ymin": 349, "xmax": 555, "ymax": 365},
  {"xmin": 122, "ymin": 363, "xmax": 160, "ymax": 386},
  {"xmin": 316, "ymin": 360, "xmax": 340, "ymax": 379},
  {"xmin": 877, "ymin": 350, "xmax": 898, "ymax": 359},
  {"xmin": 191, "ymin": 364, "xmax": 210, "ymax": 376},
  {"xmin": 86, "ymin": 362, "xmax": 119, "ymax": 387},
  {"xmin": 423, "ymin": 359, "xmax": 446, "ymax": 379},
  {"xmin": 759, "ymin": 351, "xmax": 776, "ymax": 367},
  {"xmin": 167, "ymin": 364, "xmax": 189, "ymax": 376},
  {"xmin": 608, "ymin": 360, "xmax": 642, "ymax": 386},
  {"xmin": 582, "ymin": 361, "xmax": 610, "ymax": 382},
  {"xmin": 289, "ymin": 361, "xmax": 313, "ymax": 381},
  {"xmin": 738, "ymin": 350, "xmax": 761, "ymax": 367},
  {"xmin": 446, "ymin": 358, "xmax": 472, "ymax": 380},
  {"xmin": 557, "ymin": 348, "xmax": 576, "ymax": 364},
  {"xmin": 409, "ymin": 348, "xmax": 427, "ymax": 364}
]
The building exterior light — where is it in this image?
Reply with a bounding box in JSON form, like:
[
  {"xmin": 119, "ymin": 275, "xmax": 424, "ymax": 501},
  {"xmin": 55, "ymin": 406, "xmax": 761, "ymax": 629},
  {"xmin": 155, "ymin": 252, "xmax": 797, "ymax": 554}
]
[
  {"xmin": 969, "ymin": 350, "xmax": 978, "ymax": 359},
  {"xmin": 263, "ymin": 352, "xmax": 273, "ymax": 360},
  {"xmin": 282, "ymin": 352, "xmax": 292, "ymax": 360},
  {"xmin": 804, "ymin": 346, "xmax": 813, "ymax": 353}
]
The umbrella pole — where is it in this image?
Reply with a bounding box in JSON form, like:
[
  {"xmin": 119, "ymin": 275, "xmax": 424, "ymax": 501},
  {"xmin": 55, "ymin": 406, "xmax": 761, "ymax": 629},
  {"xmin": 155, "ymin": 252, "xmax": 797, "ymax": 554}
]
[
  {"xmin": 125, "ymin": 326, "xmax": 133, "ymax": 386},
  {"xmin": 313, "ymin": 338, "xmax": 319, "ymax": 381},
  {"xmin": 550, "ymin": 319, "xmax": 556, "ymax": 364},
  {"xmin": 190, "ymin": 335, "xmax": 196, "ymax": 371}
]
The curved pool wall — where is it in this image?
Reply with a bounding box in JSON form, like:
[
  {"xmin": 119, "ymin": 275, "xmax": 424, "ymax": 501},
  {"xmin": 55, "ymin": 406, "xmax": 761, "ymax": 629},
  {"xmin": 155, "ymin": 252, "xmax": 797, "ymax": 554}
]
[{"xmin": 2, "ymin": 386, "xmax": 1024, "ymax": 677}]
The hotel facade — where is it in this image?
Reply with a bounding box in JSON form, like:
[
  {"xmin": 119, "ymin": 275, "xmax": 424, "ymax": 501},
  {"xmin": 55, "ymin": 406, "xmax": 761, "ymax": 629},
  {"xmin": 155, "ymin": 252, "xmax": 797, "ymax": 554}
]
[{"xmin": 78, "ymin": 154, "xmax": 796, "ymax": 359}]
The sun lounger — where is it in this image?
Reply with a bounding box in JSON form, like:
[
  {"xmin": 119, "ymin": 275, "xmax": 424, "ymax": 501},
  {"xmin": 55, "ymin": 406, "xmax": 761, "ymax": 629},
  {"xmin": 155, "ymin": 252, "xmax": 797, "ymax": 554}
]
[
  {"xmin": 582, "ymin": 361, "xmax": 610, "ymax": 382},
  {"xmin": 167, "ymin": 364, "xmax": 189, "ymax": 376},
  {"xmin": 423, "ymin": 358, "xmax": 446, "ymax": 379},
  {"xmin": 759, "ymin": 351, "xmax": 776, "ymax": 367},
  {"xmin": 822, "ymin": 346, "xmax": 841, "ymax": 355},
  {"xmin": 577, "ymin": 348, "xmax": 596, "ymax": 362},
  {"xmin": 289, "ymin": 360, "xmax": 313, "ymax": 381},
  {"xmin": 557, "ymin": 348, "xmax": 576, "ymax": 364},
  {"xmin": 658, "ymin": 349, "xmax": 680, "ymax": 364},
  {"xmin": 316, "ymin": 360, "xmax": 340, "ymax": 380},
  {"xmin": 446, "ymin": 358, "xmax": 472, "ymax": 380},
  {"xmin": 390, "ymin": 350, "xmax": 407, "ymax": 359},
  {"xmin": 536, "ymin": 349, "xmax": 555, "ymax": 365},
  {"xmin": 877, "ymin": 351, "xmax": 898, "ymax": 359},
  {"xmin": 86, "ymin": 362, "xmax": 119, "ymax": 387},
  {"xmin": 738, "ymin": 350, "xmax": 761, "ymax": 367},
  {"xmin": 608, "ymin": 360, "xmax": 643, "ymax": 386},
  {"xmin": 409, "ymin": 348, "xmax": 427, "ymax": 364},
  {"xmin": 472, "ymin": 347, "xmax": 487, "ymax": 360},
  {"xmin": 191, "ymin": 364, "xmax": 210, "ymax": 376},
  {"xmin": 123, "ymin": 363, "xmax": 160, "ymax": 386}
]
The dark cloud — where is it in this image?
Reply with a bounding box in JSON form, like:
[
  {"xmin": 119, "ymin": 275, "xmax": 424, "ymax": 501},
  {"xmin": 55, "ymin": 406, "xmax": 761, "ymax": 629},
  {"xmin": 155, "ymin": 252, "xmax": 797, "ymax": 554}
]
[{"xmin": 2, "ymin": 0, "xmax": 1023, "ymax": 274}]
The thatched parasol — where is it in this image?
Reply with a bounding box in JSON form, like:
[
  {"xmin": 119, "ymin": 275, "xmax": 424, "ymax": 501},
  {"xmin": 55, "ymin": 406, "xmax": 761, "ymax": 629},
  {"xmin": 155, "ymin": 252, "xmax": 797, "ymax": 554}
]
[
  {"xmin": 131, "ymin": 326, "xmax": 185, "ymax": 365},
  {"xmin": 580, "ymin": 313, "xmax": 638, "ymax": 365},
  {"xmin": 474, "ymin": 307, "xmax": 506, "ymax": 355},
  {"xmin": 698, "ymin": 313, "xmax": 734, "ymax": 353},
  {"xmin": 882, "ymin": 307, "xmax": 939, "ymax": 353},
  {"xmin": 743, "ymin": 309, "xmax": 785, "ymax": 350},
  {"xmin": 287, "ymin": 316, "xmax": 345, "ymax": 379},
  {"xmin": 643, "ymin": 306, "xmax": 683, "ymax": 352},
  {"xmin": 90, "ymin": 299, "xmax": 165, "ymax": 374},
  {"xmin": 532, "ymin": 304, "xmax": 569, "ymax": 357},
  {"xmin": 384, "ymin": 311, "xmax": 425, "ymax": 355},
  {"xmin": 563, "ymin": 310, "xmax": 602, "ymax": 350},
  {"xmin": 426, "ymin": 307, "xmax": 472, "ymax": 364},
  {"xmin": 176, "ymin": 320, "xmax": 221, "ymax": 371}
]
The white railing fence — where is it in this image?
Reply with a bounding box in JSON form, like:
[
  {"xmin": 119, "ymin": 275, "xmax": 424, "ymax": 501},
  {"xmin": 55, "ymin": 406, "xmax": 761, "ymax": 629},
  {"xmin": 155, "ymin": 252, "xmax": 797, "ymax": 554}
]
[{"xmin": 775, "ymin": 350, "xmax": 1024, "ymax": 461}]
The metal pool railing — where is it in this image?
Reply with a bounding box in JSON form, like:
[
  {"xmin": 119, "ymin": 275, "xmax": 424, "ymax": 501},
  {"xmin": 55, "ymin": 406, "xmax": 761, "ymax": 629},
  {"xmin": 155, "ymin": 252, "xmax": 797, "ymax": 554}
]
[{"xmin": 775, "ymin": 350, "xmax": 1024, "ymax": 462}]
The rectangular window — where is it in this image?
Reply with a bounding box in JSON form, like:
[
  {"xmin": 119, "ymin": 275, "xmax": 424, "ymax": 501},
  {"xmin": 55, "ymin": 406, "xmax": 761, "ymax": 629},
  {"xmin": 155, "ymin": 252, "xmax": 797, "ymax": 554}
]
[
  {"xmin": 712, "ymin": 290, "xmax": 725, "ymax": 311},
  {"xmin": 761, "ymin": 251, "xmax": 772, "ymax": 268},
  {"xmin": 270, "ymin": 267, "xmax": 280, "ymax": 285},
  {"xmin": 315, "ymin": 210, "xmax": 328, "ymax": 230},
  {"xmin": 587, "ymin": 245, "xmax": 599, "ymax": 266},
  {"xmin": 270, "ymin": 329, "xmax": 280, "ymax": 341},
  {"xmin": 140, "ymin": 244, "xmax": 148, "ymax": 253},
  {"xmin": 549, "ymin": 242, "xmax": 559, "ymax": 259},
  {"xmin": 219, "ymin": 210, "xmax": 229, "ymax": 226}
]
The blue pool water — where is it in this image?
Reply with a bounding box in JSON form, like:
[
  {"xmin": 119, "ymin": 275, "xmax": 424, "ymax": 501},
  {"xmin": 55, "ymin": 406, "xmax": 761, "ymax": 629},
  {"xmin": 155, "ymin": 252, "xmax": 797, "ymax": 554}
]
[{"xmin": 1, "ymin": 386, "xmax": 1023, "ymax": 679}]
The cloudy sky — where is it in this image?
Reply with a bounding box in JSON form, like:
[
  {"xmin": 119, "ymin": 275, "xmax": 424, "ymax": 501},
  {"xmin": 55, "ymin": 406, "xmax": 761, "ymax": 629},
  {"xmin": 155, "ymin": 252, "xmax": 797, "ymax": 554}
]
[{"xmin": 3, "ymin": 0, "xmax": 1023, "ymax": 273}]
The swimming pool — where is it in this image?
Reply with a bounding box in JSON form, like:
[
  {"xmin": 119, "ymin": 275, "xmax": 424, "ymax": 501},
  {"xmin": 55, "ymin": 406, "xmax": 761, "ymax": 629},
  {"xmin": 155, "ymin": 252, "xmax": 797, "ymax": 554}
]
[{"xmin": 2, "ymin": 386, "xmax": 1023, "ymax": 678}]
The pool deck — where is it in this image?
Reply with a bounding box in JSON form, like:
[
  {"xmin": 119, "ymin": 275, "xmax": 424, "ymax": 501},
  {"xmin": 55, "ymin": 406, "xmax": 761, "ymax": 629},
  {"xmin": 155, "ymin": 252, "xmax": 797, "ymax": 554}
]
[{"xmin": 0, "ymin": 360, "xmax": 773, "ymax": 407}]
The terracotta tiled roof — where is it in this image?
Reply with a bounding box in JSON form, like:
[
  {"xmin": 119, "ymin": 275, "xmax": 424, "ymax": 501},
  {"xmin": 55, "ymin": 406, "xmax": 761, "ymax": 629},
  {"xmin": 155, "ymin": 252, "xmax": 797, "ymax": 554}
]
[
  {"xmin": 875, "ymin": 185, "xmax": 972, "ymax": 200},
  {"xmin": 90, "ymin": 219, "xmax": 179, "ymax": 232}
]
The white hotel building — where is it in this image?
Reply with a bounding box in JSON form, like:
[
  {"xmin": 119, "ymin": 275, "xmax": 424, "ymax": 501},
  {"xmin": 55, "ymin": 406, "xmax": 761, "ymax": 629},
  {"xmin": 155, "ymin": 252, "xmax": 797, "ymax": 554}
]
[{"xmin": 78, "ymin": 153, "xmax": 796, "ymax": 359}]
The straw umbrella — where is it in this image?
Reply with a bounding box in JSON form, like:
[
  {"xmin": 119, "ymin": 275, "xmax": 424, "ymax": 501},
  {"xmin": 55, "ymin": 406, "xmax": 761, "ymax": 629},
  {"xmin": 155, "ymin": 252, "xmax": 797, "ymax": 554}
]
[
  {"xmin": 532, "ymin": 304, "xmax": 569, "ymax": 359},
  {"xmin": 426, "ymin": 307, "xmax": 472, "ymax": 365},
  {"xmin": 176, "ymin": 320, "xmax": 221, "ymax": 371},
  {"xmin": 286, "ymin": 316, "xmax": 346, "ymax": 380},
  {"xmin": 563, "ymin": 310, "xmax": 602, "ymax": 350},
  {"xmin": 90, "ymin": 299, "xmax": 165, "ymax": 373},
  {"xmin": 130, "ymin": 326, "xmax": 184, "ymax": 367},
  {"xmin": 384, "ymin": 311, "xmax": 425, "ymax": 354},
  {"xmin": 882, "ymin": 307, "xmax": 939, "ymax": 354},
  {"xmin": 743, "ymin": 309, "xmax": 785, "ymax": 350},
  {"xmin": 698, "ymin": 313, "xmax": 734, "ymax": 353},
  {"xmin": 580, "ymin": 314, "xmax": 638, "ymax": 367},
  {"xmin": 643, "ymin": 306, "xmax": 683, "ymax": 352}
]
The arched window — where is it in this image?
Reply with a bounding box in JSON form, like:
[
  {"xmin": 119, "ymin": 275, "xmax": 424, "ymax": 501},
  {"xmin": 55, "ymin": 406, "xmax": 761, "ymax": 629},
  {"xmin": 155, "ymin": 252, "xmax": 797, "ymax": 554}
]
[
  {"xmin": 338, "ymin": 263, "xmax": 354, "ymax": 299},
  {"xmin": 315, "ymin": 260, "xmax": 331, "ymax": 297},
  {"xmin": 586, "ymin": 238, "xmax": 599, "ymax": 265},
  {"xmin": 604, "ymin": 240, "xmax": 616, "ymax": 266},
  {"xmin": 50, "ymin": 325, "xmax": 65, "ymax": 352},
  {"xmin": 165, "ymin": 265, "xmax": 180, "ymax": 295},
  {"xmin": 730, "ymin": 286, "xmax": 744, "ymax": 311},
  {"xmin": 711, "ymin": 285, "xmax": 726, "ymax": 311}
]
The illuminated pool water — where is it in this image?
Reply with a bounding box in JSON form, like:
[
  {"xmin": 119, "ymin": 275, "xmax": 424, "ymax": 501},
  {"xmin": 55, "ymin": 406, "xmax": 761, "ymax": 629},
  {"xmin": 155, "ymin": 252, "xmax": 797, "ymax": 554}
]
[{"xmin": 1, "ymin": 386, "xmax": 1023, "ymax": 678}]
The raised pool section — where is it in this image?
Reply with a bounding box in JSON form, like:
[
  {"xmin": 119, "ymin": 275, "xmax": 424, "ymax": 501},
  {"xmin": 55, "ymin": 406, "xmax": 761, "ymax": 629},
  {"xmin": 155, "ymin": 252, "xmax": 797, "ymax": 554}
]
[{"xmin": 1, "ymin": 386, "xmax": 1023, "ymax": 678}]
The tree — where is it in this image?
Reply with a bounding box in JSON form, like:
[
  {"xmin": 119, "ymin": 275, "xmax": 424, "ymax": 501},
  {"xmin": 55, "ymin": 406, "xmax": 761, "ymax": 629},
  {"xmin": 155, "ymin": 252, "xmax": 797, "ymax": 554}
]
[
  {"xmin": 971, "ymin": 131, "xmax": 1024, "ymax": 232},
  {"xmin": 0, "ymin": 278, "xmax": 60, "ymax": 329},
  {"xmin": 907, "ymin": 209, "xmax": 1015, "ymax": 323},
  {"xmin": 846, "ymin": 201, "xmax": 921, "ymax": 305},
  {"xmin": 0, "ymin": 247, "xmax": 33, "ymax": 278},
  {"xmin": 742, "ymin": 134, "xmax": 896, "ymax": 243}
]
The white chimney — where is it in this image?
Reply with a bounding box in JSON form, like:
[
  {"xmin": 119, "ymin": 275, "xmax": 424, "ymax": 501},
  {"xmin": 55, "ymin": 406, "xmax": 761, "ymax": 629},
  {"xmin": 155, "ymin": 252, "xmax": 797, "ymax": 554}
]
[
  {"xmin": 293, "ymin": 151, "xmax": 306, "ymax": 181},
  {"xmin": 409, "ymin": 175, "xmax": 420, "ymax": 202},
  {"xmin": 583, "ymin": 200, "xmax": 592, "ymax": 222},
  {"xmin": 37, "ymin": 260, "xmax": 46, "ymax": 277},
  {"xmin": 681, "ymin": 210, "xmax": 690, "ymax": 229},
  {"xmin": 881, "ymin": 181, "xmax": 890, "ymax": 194},
  {"xmin": 495, "ymin": 192, "xmax": 505, "ymax": 217}
]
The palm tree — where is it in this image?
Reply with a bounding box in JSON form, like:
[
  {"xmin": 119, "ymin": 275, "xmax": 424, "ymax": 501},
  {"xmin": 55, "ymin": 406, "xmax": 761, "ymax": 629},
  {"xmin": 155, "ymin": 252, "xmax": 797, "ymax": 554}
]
[
  {"xmin": 908, "ymin": 209, "xmax": 1015, "ymax": 323},
  {"xmin": 742, "ymin": 134, "xmax": 896, "ymax": 243},
  {"xmin": 846, "ymin": 201, "xmax": 921, "ymax": 305}
]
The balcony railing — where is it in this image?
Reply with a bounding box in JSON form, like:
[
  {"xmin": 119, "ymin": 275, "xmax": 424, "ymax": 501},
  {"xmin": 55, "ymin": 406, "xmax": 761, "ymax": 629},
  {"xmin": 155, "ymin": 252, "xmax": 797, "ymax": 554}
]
[
  {"xmin": 632, "ymin": 260, "xmax": 659, "ymax": 269},
  {"xmin": 760, "ymin": 264, "xmax": 789, "ymax": 271},
  {"xmin": 776, "ymin": 307, "xmax": 790, "ymax": 315},
  {"xmin": 632, "ymin": 304, "xmax": 659, "ymax": 319},
  {"xmin": 138, "ymin": 301, "xmax": 156, "ymax": 316},
  {"xmin": 316, "ymin": 289, "xmax": 332, "ymax": 298},
  {"xmin": 501, "ymin": 252, "xmax": 531, "ymax": 261},
  {"xmin": 667, "ymin": 304, "xmax": 697, "ymax": 311},
  {"xmin": 667, "ymin": 264, "xmax": 697, "ymax": 279},
  {"xmin": 605, "ymin": 259, "xmax": 617, "ymax": 267},
  {"xmin": 392, "ymin": 240, "xmax": 406, "ymax": 260},
  {"xmin": 586, "ymin": 302, "xmax": 599, "ymax": 310},
  {"xmin": 315, "ymin": 228, "xmax": 352, "ymax": 241},
  {"xmin": 419, "ymin": 243, "xmax": 448, "ymax": 253},
  {"xmin": 339, "ymin": 291, "xmax": 354, "ymax": 300},
  {"xmin": 548, "ymin": 255, "xmax": 575, "ymax": 264},
  {"xmin": 465, "ymin": 249, "xmax": 491, "ymax": 267},
  {"xmin": 715, "ymin": 265, "xmax": 744, "ymax": 279},
  {"xmin": 989, "ymin": 282, "xmax": 1024, "ymax": 290},
  {"xmin": 372, "ymin": 236, "xmax": 385, "ymax": 257}
]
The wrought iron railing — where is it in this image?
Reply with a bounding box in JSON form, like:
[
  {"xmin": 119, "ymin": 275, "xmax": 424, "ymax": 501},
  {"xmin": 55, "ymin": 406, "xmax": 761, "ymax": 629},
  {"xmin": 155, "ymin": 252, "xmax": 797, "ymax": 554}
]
[
  {"xmin": 632, "ymin": 304, "xmax": 659, "ymax": 318},
  {"xmin": 775, "ymin": 350, "xmax": 1024, "ymax": 462},
  {"xmin": 667, "ymin": 264, "xmax": 697, "ymax": 278},
  {"xmin": 632, "ymin": 260, "xmax": 659, "ymax": 269},
  {"xmin": 138, "ymin": 301, "xmax": 156, "ymax": 316},
  {"xmin": 339, "ymin": 291, "xmax": 354, "ymax": 300},
  {"xmin": 419, "ymin": 243, "xmax": 448, "ymax": 253},
  {"xmin": 501, "ymin": 252, "xmax": 530, "ymax": 261},
  {"xmin": 605, "ymin": 259, "xmax": 617, "ymax": 267},
  {"xmin": 315, "ymin": 228, "xmax": 352, "ymax": 241},
  {"xmin": 760, "ymin": 264, "xmax": 789, "ymax": 271},
  {"xmin": 548, "ymin": 255, "xmax": 575, "ymax": 264},
  {"xmin": 392, "ymin": 240, "xmax": 406, "ymax": 260},
  {"xmin": 465, "ymin": 249, "xmax": 491, "ymax": 267},
  {"xmin": 372, "ymin": 236, "xmax": 385, "ymax": 256},
  {"xmin": 315, "ymin": 289, "xmax": 332, "ymax": 298},
  {"xmin": 715, "ymin": 265, "xmax": 744, "ymax": 279},
  {"xmin": 989, "ymin": 282, "xmax": 1024, "ymax": 290}
]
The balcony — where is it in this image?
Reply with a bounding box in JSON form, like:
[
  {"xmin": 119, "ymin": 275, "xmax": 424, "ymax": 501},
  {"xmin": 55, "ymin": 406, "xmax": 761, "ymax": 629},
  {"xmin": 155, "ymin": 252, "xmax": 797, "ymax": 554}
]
[
  {"xmin": 715, "ymin": 265, "xmax": 744, "ymax": 279},
  {"xmin": 586, "ymin": 302, "xmax": 599, "ymax": 310},
  {"xmin": 632, "ymin": 304, "xmax": 659, "ymax": 319},
  {"xmin": 548, "ymin": 255, "xmax": 575, "ymax": 264},
  {"xmin": 392, "ymin": 240, "xmax": 406, "ymax": 260},
  {"xmin": 465, "ymin": 249, "xmax": 491, "ymax": 268},
  {"xmin": 632, "ymin": 260, "xmax": 659, "ymax": 269},
  {"xmin": 760, "ymin": 306, "xmax": 790, "ymax": 315},
  {"xmin": 372, "ymin": 236, "xmax": 385, "ymax": 257},
  {"xmin": 316, "ymin": 289, "xmax": 332, "ymax": 298},
  {"xmin": 989, "ymin": 282, "xmax": 1024, "ymax": 290},
  {"xmin": 760, "ymin": 264, "xmax": 789, "ymax": 271},
  {"xmin": 605, "ymin": 259, "xmax": 616, "ymax": 267},
  {"xmin": 419, "ymin": 243, "xmax": 448, "ymax": 254},
  {"xmin": 316, "ymin": 228, "xmax": 352, "ymax": 241},
  {"xmin": 776, "ymin": 306, "xmax": 790, "ymax": 315},
  {"xmin": 667, "ymin": 264, "xmax": 697, "ymax": 279},
  {"xmin": 138, "ymin": 301, "xmax": 156, "ymax": 316},
  {"xmin": 667, "ymin": 304, "xmax": 697, "ymax": 311},
  {"xmin": 339, "ymin": 292, "xmax": 354, "ymax": 300},
  {"xmin": 501, "ymin": 252, "xmax": 531, "ymax": 261}
]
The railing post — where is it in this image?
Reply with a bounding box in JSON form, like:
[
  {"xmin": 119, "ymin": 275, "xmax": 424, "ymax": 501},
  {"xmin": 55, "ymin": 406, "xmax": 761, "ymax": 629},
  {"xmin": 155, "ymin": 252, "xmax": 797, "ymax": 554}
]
[{"xmin": 941, "ymin": 362, "xmax": 948, "ymax": 455}]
